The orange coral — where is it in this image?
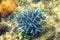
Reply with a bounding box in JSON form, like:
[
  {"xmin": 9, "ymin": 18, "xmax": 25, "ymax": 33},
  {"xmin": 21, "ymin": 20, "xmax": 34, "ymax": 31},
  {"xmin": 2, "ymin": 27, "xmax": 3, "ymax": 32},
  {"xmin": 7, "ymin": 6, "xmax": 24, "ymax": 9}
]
[{"xmin": 0, "ymin": 0, "xmax": 17, "ymax": 17}]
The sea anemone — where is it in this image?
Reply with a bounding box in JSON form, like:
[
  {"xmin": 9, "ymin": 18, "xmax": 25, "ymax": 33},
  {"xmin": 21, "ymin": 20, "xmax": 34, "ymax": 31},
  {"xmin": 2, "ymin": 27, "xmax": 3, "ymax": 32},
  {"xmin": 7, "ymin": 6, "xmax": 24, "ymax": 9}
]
[{"xmin": 14, "ymin": 8, "xmax": 46, "ymax": 36}]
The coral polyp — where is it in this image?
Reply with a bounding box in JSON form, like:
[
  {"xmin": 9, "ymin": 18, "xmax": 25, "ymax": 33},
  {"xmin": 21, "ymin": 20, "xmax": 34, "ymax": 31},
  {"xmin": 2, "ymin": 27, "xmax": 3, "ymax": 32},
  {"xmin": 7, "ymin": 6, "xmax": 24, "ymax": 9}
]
[{"xmin": 14, "ymin": 8, "xmax": 46, "ymax": 36}]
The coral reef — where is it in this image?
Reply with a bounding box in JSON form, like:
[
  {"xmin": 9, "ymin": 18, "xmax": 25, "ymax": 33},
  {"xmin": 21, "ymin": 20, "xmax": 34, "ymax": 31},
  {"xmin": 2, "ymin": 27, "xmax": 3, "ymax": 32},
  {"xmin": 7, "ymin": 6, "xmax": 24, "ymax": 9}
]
[{"xmin": 0, "ymin": 0, "xmax": 60, "ymax": 40}]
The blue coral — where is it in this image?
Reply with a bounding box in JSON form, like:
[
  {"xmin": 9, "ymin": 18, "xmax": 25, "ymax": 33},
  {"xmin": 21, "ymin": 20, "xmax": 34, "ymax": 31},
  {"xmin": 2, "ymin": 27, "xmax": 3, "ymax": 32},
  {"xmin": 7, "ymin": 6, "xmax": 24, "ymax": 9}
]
[{"xmin": 14, "ymin": 8, "xmax": 45, "ymax": 36}]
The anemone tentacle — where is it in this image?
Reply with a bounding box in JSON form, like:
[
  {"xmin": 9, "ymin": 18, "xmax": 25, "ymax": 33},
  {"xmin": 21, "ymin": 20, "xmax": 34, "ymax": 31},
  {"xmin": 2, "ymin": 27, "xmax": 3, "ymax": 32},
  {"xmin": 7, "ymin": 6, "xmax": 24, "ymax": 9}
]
[{"xmin": 14, "ymin": 8, "xmax": 46, "ymax": 36}]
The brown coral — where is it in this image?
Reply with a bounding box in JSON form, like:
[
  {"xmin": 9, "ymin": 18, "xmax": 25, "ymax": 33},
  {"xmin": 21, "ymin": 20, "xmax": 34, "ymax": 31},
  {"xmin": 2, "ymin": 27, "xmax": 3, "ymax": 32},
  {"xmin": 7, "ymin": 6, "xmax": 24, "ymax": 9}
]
[{"xmin": 0, "ymin": 0, "xmax": 17, "ymax": 17}]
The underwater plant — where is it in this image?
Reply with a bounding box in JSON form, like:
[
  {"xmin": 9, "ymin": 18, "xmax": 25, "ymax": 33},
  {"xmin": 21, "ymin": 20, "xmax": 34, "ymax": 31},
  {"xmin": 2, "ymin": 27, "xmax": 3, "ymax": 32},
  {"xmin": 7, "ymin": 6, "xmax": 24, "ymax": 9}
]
[{"xmin": 14, "ymin": 8, "xmax": 46, "ymax": 36}]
